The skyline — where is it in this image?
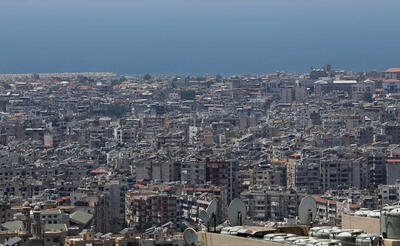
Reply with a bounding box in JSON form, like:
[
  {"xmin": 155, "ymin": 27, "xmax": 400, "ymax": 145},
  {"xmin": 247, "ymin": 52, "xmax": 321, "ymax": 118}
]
[{"xmin": 1, "ymin": 0, "xmax": 400, "ymax": 74}]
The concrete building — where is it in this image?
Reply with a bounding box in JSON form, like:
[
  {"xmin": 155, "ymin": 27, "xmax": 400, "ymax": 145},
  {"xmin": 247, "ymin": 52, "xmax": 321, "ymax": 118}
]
[
  {"xmin": 125, "ymin": 191, "xmax": 179, "ymax": 230},
  {"xmin": 385, "ymin": 68, "xmax": 400, "ymax": 80},
  {"xmin": 384, "ymin": 124, "xmax": 400, "ymax": 144},
  {"xmin": 287, "ymin": 162, "xmax": 320, "ymax": 193}
]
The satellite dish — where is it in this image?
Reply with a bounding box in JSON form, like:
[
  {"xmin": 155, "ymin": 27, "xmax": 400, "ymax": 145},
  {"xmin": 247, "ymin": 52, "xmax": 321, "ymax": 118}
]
[
  {"xmin": 298, "ymin": 196, "xmax": 317, "ymax": 225},
  {"xmin": 206, "ymin": 199, "xmax": 218, "ymax": 217},
  {"xmin": 205, "ymin": 199, "xmax": 218, "ymax": 232},
  {"xmin": 228, "ymin": 198, "xmax": 246, "ymax": 226},
  {"xmin": 199, "ymin": 209, "xmax": 209, "ymax": 224},
  {"xmin": 183, "ymin": 228, "xmax": 198, "ymax": 246}
]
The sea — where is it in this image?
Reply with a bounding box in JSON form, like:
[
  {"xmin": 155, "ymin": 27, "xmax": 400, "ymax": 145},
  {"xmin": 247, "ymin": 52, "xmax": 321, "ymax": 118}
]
[{"xmin": 0, "ymin": 0, "xmax": 399, "ymax": 75}]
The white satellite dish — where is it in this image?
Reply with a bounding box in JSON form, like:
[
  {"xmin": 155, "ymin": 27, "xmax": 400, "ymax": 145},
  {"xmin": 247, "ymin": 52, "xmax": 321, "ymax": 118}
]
[
  {"xmin": 228, "ymin": 198, "xmax": 246, "ymax": 226},
  {"xmin": 183, "ymin": 228, "xmax": 198, "ymax": 246},
  {"xmin": 199, "ymin": 209, "xmax": 209, "ymax": 224},
  {"xmin": 205, "ymin": 199, "xmax": 218, "ymax": 231},
  {"xmin": 206, "ymin": 199, "xmax": 218, "ymax": 218},
  {"xmin": 298, "ymin": 196, "xmax": 317, "ymax": 225}
]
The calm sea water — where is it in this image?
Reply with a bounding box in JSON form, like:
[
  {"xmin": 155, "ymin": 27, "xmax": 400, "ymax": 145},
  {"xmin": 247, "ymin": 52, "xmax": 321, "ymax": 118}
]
[{"xmin": 0, "ymin": 0, "xmax": 399, "ymax": 75}]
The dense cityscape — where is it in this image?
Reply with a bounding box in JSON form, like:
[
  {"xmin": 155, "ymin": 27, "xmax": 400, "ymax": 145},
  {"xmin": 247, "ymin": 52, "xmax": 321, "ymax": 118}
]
[{"xmin": 0, "ymin": 66, "xmax": 399, "ymax": 245}]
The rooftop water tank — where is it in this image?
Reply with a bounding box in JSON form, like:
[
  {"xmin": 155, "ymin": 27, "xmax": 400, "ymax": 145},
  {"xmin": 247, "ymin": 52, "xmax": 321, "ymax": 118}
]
[
  {"xmin": 220, "ymin": 227, "xmax": 231, "ymax": 235},
  {"xmin": 305, "ymin": 238, "xmax": 320, "ymax": 246},
  {"xmin": 329, "ymin": 228, "xmax": 343, "ymax": 239},
  {"xmin": 367, "ymin": 211, "xmax": 380, "ymax": 218},
  {"xmin": 285, "ymin": 236, "xmax": 300, "ymax": 244},
  {"xmin": 229, "ymin": 227, "xmax": 239, "ymax": 235},
  {"xmin": 329, "ymin": 239, "xmax": 342, "ymax": 246},
  {"xmin": 354, "ymin": 210, "xmax": 368, "ymax": 217},
  {"xmin": 263, "ymin": 233, "xmax": 287, "ymax": 241},
  {"xmin": 386, "ymin": 207, "xmax": 400, "ymax": 239},
  {"xmin": 336, "ymin": 232, "xmax": 356, "ymax": 246},
  {"xmin": 351, "ymin": 229, "xmax": 364, "ymax": 236},
  {"xmin": 312, "ymin": 227, "xmax": 333, "ymax": 237},
  {"xmin": 294, "ymin": 238, "xmax": 308, "ymax": 246},
  {"xmin": 356, "ymin": 234, "xmax": 381, "ymax": 246},
  {"xmin": 272, "ymin": 236, "xmax": 286, "ymax": 243},
  {"xmin": 380, "ymin": 206, "xmax": 395, "ymax": 237},
  {"xmin": 309, "ymin": 227, "xmax": 322, "ymax": 237},
  {"xmin": 317, "ymin": 229, "xmax": 332, "ymax": 239}
]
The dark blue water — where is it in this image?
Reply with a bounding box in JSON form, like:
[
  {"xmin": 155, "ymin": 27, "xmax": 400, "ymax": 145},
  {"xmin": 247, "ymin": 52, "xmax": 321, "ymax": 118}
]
[{"xmin": 1, "ymin": 0, "xmax": 399, "ymax": 75}]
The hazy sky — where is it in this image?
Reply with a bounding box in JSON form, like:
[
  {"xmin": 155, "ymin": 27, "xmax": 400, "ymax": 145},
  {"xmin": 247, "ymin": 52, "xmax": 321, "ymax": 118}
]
[{"xmin": 1, "ymin": 0, "xmax": 399, "ymax": 74}]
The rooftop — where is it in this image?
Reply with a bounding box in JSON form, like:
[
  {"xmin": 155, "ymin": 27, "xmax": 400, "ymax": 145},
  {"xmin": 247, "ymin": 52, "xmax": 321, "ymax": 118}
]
[
  {"xmin": 385, "ymin": 68, "xmax": 400, "ymax": 73},
  {"xmin": 41, "ymin": 209, "xmax": 62, "ymax": 216},
  {"xmin": 1, "ymin": 220, "xmax": 22, "ymax": 231},
  {"xmin": 69, "ymin": 210, "xmax": 93, "ymax": 225},
  {"xmin": 45, "ymin": 223, "xmax": 68, "ymax": 232}
]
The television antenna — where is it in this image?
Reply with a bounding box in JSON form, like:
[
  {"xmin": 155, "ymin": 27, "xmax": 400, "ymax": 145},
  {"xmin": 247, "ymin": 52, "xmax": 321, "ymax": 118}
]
[
  {"xmin": 298, "ymin": 196, "xmax": 317, "ymax": 226},
  {"xmin": 228, "ymin": 198, "xmax": 246, "ymax": 226},
  {"xmin": 183, "ymin": 228, "xmax": 198, "ymax": 246}
]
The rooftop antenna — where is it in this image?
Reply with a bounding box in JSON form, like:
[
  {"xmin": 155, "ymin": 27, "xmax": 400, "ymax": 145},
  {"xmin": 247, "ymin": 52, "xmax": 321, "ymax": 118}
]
[
  {"xmin": 183, "ymin": 228, "xmax": 198, "ymax": 246},
  {"xmin": 205, "ymin": 199, "xmax": 218, "ymax": 232},
  {"xmin": 228, "ymin": 198, "xmax": 246, "ymax": 226},
  {"xmin": 298, "ymin": 196, "xmax": 317, "ymax": 226}
]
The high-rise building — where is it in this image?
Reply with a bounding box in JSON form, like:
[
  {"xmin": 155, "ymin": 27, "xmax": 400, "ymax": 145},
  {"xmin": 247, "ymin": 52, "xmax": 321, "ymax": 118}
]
[
  {"xmin": 125, "ymin": 191, "xmax": 179, "ymax": 230},
  {"xmin": 205, "ymin": 158, "xmax": 239, "ymax": 202}
]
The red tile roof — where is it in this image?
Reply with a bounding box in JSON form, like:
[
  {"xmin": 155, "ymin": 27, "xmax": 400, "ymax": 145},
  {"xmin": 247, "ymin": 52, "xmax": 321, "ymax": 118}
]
[
  {"xmin": 314, "ymin": 197, "xmax": 327, "ymax": 203},
  {"xmin": 160, "ymin": 186, "xmax": 172, "ymax": 191},
  {"xmin": 115, "ymin": 99, "xmax": 128, "ymax": 103},
  {"xmin": 90, "ymin": 169, "xmax": 107, "ymax": 174},
  {"xmin": 56, "ymin": 196, "xmax": 71, "ymax": 203},
  {"xmin": 182, "ymin": 187, "xmax": 221, "ymax": 192},
  {"xmin": 343, "ymin": 202, "xmax": 360, "ymax": 209},
  {"xmin": 79, "ymin": 85, "xmax": 90, "ymax": 90},
  {"xmin": 385, "ymin": 68, "xmax": 400, "ymax": 73},
  {"xmin": 195, "ymin": 187, "xmax": 211, "ymax": 192},
  {"xmin": 383, "ymin": 79, "xmax": 400, "ymax": 83}
]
